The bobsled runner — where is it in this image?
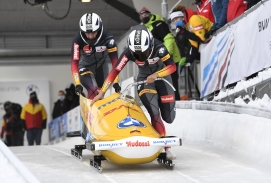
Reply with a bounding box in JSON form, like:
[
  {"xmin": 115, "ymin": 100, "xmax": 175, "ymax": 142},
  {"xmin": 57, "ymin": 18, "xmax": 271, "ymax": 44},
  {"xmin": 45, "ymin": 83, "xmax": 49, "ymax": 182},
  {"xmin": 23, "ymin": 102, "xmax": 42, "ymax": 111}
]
[{"xmin": 67, "ymin": 78, "xmax": 182, "ymax": 172}]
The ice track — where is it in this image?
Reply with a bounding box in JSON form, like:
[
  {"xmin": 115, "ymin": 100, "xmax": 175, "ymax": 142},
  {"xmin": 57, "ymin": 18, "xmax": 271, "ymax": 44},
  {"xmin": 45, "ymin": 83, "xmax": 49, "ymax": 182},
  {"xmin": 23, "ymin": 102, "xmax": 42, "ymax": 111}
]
[{"xmin": 9, "ymin": 106, "xmax": 271, "ymax": 183}]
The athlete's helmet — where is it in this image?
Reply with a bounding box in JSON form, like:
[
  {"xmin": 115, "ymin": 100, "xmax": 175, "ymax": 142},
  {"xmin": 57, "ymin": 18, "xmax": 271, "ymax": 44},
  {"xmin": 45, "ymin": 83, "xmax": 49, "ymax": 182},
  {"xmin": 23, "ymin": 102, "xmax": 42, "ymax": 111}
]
[
  {"xmin": 79, "ymin": 13, "xmax": 103, "ymax": 45},
  {"xmin": 127, "ymin": 25, "xmax": 154, "ymax": 61}
]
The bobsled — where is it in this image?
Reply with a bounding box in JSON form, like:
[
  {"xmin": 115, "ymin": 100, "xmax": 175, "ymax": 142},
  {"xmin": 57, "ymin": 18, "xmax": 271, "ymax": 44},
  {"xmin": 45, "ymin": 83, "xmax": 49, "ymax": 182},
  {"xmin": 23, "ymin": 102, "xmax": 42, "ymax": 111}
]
[{"xmin": 68, "ymin": 78, "xmax": 182, "ymax": 172}]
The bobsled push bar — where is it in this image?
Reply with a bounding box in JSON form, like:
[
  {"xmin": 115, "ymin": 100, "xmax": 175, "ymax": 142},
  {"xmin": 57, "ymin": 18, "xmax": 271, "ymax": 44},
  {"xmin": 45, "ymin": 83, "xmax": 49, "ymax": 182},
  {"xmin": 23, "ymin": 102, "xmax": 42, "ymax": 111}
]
[{"xmin": 120, "ymin": 78, "xmax": 175, "ymax": 100}]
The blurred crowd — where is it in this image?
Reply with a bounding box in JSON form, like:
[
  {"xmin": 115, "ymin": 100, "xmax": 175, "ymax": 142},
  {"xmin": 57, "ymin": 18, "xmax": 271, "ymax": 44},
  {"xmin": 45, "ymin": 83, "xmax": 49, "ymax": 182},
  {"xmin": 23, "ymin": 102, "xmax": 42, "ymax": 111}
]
[
  {"xmin": 0, "ymin": 83, "xmax": 81, "ymax": 146},
  {"xmin": 151, "ymin": 0, "xmax": 261, "ymax": 99}
]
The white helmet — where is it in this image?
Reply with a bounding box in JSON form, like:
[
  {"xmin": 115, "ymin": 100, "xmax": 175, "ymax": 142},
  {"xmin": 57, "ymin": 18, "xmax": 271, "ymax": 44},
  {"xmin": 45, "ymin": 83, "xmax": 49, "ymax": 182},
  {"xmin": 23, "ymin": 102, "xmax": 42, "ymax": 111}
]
[
  {"xmin": 79, "ymin": 13, "xmax": 103, "ymax": 45},
  {"xmin": 127, "ymin": 25, "xmax": 154, "ymax": 61},
  {"xmin": 79, "ymin": 13, "xmax": 102, "ymax": 33}
]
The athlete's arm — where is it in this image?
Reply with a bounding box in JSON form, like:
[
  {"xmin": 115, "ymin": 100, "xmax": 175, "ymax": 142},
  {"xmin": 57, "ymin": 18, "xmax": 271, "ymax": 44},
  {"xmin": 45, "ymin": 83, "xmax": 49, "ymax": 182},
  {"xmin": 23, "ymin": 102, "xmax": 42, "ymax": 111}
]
[
  {"xmin": 106, "ymin": 38, "xmax": 118, "ymax": 67},
  {"xmin": 101, "ymin": 49, "xmax": 131, "ymax": 93},
  {"xmin": 71, "ymin": 37, "xmax": 81, "ymax": 86},
  {"xmin": 155, "ymin": 47, "xmax": 176, "ymax": 77},
  {"xmin": 90, "ymin": 50, "xmax": 131, "ymax": 106},
  {"xmin": 106, "ymin": 33, "xmax": 119, "ymax": 83}
]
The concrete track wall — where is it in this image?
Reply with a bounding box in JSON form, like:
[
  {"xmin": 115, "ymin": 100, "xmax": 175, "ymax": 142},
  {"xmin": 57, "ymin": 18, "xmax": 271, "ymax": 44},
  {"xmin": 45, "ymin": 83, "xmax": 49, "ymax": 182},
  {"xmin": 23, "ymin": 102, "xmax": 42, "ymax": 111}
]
[{"xmin": 158, "ymin": 102, "xmax": 271, "ymax": 173}]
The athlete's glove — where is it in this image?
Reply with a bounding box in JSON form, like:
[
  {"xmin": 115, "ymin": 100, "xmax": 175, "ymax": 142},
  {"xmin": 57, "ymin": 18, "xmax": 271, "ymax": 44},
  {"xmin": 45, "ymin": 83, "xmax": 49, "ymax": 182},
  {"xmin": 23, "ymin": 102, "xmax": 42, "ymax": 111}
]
[
  {"xmin": 75, "ymin": 85, "xmax": 83, "ymax": 95},
  {"xmin": 113, "ymin": 83, "xmax": 121, "ymax": 93}
]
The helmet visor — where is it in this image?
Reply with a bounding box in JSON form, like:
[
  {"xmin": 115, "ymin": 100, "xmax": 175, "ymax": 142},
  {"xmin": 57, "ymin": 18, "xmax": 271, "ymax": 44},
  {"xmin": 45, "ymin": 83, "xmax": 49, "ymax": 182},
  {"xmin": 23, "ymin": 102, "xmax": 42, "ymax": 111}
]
[{"xmin": 132, "ymin": 49, "xmax": 151, "ymax": 61}]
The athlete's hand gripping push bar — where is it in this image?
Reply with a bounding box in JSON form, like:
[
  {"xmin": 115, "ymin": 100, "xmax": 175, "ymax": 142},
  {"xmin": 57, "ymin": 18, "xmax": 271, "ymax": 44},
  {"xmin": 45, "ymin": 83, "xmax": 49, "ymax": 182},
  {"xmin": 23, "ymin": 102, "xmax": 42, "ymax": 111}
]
[
  {"xmin": 120, "ymin": 78, "xmax": 175, "ymax": 100},
  {"xmin": 90, "ymin": 78, "xmax": 175, "ymax": 106}
]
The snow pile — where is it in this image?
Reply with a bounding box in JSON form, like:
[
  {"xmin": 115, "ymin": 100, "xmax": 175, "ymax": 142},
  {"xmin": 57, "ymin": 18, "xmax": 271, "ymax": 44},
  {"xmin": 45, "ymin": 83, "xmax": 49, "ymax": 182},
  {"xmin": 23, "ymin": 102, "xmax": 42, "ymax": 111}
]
[{"xmin": 213, "ymin": 68, "xmax": 271, "ymax": 110}]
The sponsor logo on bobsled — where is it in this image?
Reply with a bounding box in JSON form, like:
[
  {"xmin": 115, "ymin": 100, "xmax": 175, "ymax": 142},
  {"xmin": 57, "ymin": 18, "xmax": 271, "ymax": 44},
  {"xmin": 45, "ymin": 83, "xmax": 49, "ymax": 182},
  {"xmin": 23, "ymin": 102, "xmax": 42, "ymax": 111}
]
[
  {"xmin": 86, "ymin": 110, "xmax": 94, "ymax": 126},
  {"xmin": 98, "ymin": 97, "xmax": 119, "ymax": 110},
  {"xmin": 153, "ymin": 139, "xmax": 176, "ymax": 145},
  {"xmin": 103, "ymin": 104, "xmax": 141, "ymax": 116},
  {"xmin": 126, "ymin": 140, "xmax": 150, "ymax": 147},
  {"xmin": 117, "ymin": 117, "xmax": 146, "ymax": 129},
  {"xmin": 99, "ymin": 142, "xmax": 123, "ymax": 147}
]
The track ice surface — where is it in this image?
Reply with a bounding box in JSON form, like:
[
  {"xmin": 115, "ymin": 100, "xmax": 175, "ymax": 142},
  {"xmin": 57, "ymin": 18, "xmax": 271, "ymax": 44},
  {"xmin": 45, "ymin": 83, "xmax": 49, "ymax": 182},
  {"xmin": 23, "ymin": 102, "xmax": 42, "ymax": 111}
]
[{"xmin": 9, "ymin": 137, "xmax": 271, "ymax": 183}]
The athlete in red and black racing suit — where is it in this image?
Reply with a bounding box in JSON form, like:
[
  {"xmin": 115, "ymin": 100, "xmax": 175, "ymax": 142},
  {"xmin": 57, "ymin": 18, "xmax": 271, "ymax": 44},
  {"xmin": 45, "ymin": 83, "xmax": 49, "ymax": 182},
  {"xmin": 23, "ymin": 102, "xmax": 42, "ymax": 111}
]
[
  {"xmin": 71, "ymin": 13, "xmax": 118, "ymax": 99},
  {"xmin": 92, "ymin": 26, "xmax": 177, "ymax": 159}
]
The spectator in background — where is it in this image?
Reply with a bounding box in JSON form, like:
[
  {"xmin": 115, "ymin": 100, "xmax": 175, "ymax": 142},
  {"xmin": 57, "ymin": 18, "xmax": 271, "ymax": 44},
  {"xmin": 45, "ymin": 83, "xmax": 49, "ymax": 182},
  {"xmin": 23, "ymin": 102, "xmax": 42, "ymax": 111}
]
[
  {"xmin": 1, "ymin": 113, "xmax": 12, "ymax": 146},
  {"xmin": 52, "ymin": 90, "xmax": 69, "ymax": 119},
  {"xmin": 9, "ymin": 102, "xmax": 24, "ymax": 146},
  {"xmin": 138, "ymin": 7, "xmax": 182, "ymax": 100},
  {"xmin": 21, "ymin": 91, "xmax": 47, "ymax": 146},
  {"xmin": 227, "ymin": 0, "xmax": 247, "ymax": 22},
  {"xmin": 194, "ymin": 0, "xmax": 215, "ymax": 23},
  {"xmin": 65, "ymin": 84, "xmax": 80, "ymax": 110},
  {"xmin": 171, "ymin": 5, "xmax": 213, "ymax": 65},
  {"xmin": 1, "ymin": 101, "xmax": 25, "ymax": 146},
  {"xmin": 245, "ymin": 0, "xmax": 261, "ymax": 10},
  {"xmin": 205, "ymin": 0, "xmax": 229, "ymax": 39}
]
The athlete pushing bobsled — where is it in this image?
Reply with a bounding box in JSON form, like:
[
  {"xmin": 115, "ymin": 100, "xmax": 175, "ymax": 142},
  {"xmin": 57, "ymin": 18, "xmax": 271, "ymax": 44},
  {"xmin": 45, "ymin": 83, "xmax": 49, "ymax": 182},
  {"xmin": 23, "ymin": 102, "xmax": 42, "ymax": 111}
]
[{"xmin": 91, "ymin": 24, "xmax": 178, "ymax": 160}]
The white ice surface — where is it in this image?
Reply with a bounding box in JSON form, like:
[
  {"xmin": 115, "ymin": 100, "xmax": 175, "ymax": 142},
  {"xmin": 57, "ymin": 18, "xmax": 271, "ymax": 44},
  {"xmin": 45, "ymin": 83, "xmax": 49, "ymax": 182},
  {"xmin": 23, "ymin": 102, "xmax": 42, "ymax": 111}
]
[
  {"xmin": 0, "ymin": 150, "xmax": 26, "ymax": 183},
  {"xmin": 1, "ymin": 107, "xmax": 271, "ymax": 183}
]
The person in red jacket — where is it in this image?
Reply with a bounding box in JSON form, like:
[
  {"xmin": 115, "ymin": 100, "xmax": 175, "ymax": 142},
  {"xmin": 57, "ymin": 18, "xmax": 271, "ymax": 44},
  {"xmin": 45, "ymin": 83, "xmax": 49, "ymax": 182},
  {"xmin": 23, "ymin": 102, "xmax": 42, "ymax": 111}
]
[
  {"xmin": 194, "ymin": 0, "xmax": 214, "ymax": 23},
  {"xmin": 227, "ymin": 0, "xmax": 247, "ymax": 22},
  {"xmin": 21, "ymin": 91, "xmax": 47, "ymax": 146}
]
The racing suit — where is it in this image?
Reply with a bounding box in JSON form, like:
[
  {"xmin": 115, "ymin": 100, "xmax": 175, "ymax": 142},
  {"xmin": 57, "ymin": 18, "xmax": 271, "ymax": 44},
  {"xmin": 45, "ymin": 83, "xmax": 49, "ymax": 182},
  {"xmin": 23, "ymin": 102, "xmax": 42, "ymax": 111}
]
[
  {"xmin": 71, "ymin": 29, "xmax": 118, "ymax": 99},
  {"xmin": 101, "ymin": 39, "xmax": 176, "ymax": 136}
]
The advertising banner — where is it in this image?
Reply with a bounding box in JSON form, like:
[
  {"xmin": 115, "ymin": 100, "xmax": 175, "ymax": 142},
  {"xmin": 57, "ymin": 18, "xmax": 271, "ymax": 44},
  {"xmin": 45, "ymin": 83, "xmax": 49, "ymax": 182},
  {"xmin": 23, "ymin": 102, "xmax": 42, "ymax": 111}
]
[{"xmin": 200, "ymin": 1, "xmax": 271, "ymax": 97}]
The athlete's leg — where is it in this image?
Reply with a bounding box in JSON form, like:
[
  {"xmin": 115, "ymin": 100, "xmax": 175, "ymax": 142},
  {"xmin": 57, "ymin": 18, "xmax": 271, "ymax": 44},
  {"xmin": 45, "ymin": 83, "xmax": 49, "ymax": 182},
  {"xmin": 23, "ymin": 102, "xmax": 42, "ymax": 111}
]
[
  {"xmin": 79, "ymin": 68, "xmax": 98, "ymax": 99},
  {"xmin": 156, "ymin": 75, "xmax": 176, "ymax": 124},
  {"xmin": 155, "ymin": 75, "xmax": 176, "ymax": 160},
  {"xmin": 95, "ymin": 61, "xmax": 109, "ymax": 89},
  {"xmin": 137, "ymin": 78, "xmax": 166, "ymax": 136}
]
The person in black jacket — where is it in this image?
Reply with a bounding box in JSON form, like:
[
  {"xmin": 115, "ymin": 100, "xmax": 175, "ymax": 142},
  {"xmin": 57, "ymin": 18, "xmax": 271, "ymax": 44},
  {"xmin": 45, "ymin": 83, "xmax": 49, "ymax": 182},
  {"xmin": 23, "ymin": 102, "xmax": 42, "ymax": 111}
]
[
  {"xmin": 52, "ymin": 90, "xmax": 69, "ymax": 119},
  {"xmin": 9, "ymin": 102, "xmax": 25, "ymax": 146}
]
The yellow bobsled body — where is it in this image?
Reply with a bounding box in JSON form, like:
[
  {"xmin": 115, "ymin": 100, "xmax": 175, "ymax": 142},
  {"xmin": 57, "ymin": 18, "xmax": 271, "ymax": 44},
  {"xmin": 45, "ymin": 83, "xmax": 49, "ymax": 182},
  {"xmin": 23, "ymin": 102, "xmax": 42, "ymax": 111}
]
[{"xmin": 80, "ymin": 93, "xmax": 180, "ymax": 165}]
